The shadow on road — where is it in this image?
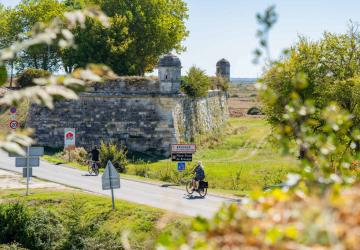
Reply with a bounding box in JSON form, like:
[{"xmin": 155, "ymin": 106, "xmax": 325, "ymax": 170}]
[
  {"xmin": 184, "ymin": 194, "xmax": 205, "ymax": 200},
  {"xmin": 161, "ymin": 184, "xmax": 180, "ymax": 188},
  {"xmin": 82, "ymin": 174, "xmax": 98, "ymax": 177}
]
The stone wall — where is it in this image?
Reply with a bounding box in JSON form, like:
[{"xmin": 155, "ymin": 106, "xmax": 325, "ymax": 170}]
[{"xmin": 27, "ymin": 77, "xmax": 228, "ymax": 156}]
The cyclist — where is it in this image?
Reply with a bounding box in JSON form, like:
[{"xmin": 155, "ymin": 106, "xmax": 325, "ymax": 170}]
[
  {"xmin": 192, "ymin": 161, "xmax": 205, "ymax": 191},
  {"xmin": 90, "ymin": 146, "xmax": 100, "ymax": 172}
]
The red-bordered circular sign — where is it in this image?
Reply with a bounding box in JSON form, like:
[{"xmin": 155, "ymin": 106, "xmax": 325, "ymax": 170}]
[{"xmin": 9, "ymin": 120, "xmax": 18, "ymax": 129}]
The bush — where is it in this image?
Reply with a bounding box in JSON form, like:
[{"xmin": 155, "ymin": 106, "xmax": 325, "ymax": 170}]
[
  {"xmin": 17, "ymin": 68, "xmax": 50, "ymax": 88},
  {"xmin": 132, "ymin": 161, "xmax": 150, "ymax": 177},
  {"xmin": 247, "ymin": 106, "xmax": 262, "ymax": 115},
  {"xmin": 181, "ymin": 66, "xmax": 210, "ymax": 98},
  {"xmin": 210, "ymin": 76, "xmax": 229, "ymax": 91},
  {"xmin": 100, "ymin": 141, "xmax": 128, "ymax": 172},
  {"xmin": 0, "ymin": 202, "xmax": 64, "ymax": 250}
]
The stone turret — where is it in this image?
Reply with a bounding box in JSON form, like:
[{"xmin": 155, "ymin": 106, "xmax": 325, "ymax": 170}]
[
  {"xmin": 158, "ymin": 53, "xmax": 181, "ymax": 93},
  {"xmin": 216, "ymin": 58, "xmax": 230, "ymax": 81}
]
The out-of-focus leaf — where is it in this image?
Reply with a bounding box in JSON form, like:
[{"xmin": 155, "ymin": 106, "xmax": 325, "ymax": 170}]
[{"xmin": 0, "ymin": 65, "xmax": 7, "ymax": 86}]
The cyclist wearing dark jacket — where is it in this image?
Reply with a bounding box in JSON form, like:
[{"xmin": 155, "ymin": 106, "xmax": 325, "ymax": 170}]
[
  {"xmin": 192, "ymin": 161, "xmax": 205, "ymax": 190},
  {"xmin": 91, "ymin": 146, "xmax": 100, "ymax": 161}
]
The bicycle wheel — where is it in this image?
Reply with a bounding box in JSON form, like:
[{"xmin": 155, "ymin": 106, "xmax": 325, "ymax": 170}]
[
  {"xmin": 198, "ymin": 187, "xmax": 207, "ymax": 198},
  {"xmin": 93, "ymin": 166, "xmax": 99, "ymax": 176},
  {"xmin": 186, "ymin": 180, "xmax": 194, "ymax": 194},
  {"xmin": 88, "ymin": 163, "xmax": 94, "ymax": 175}
]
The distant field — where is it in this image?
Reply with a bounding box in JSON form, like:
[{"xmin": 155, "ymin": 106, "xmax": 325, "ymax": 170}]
[
  {"xmin": 126, "ymin": 117, "xmax": 299, "ymax": 196},
  {"xmin": 228, "ymin": 83, "xmax": 260, "ymax": 117}
]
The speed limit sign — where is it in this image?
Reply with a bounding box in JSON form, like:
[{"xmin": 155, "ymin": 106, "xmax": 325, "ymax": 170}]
[{"xmin": 9, "ymin": 120, "xmax": 18, "ymax": 129}]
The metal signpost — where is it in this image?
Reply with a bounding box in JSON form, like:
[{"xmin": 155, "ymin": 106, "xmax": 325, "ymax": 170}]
[
  {"xmin": 9, "ymin": 106, "xmax": 18, "ymax": 130},
  {"xmin": 177, "ymin": 162, "xmax": 186, "ymax": 171},
  {"xmin": 171, "ymin": 144, "xmax": 196, "ymax": 162},
  {"xmin": 64, "ymin": 128, "xmax": 76, "ymax": 161},
  {"xmin": 9, "ymin": 146, "xmax": 44, "ymax": 195},
  {"xmin": 102, "ymin": 161, "xmax": 120, "ymax": 210}
]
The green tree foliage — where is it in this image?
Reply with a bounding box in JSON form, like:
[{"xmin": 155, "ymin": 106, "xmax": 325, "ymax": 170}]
[
  {"xmin": 62, "ymin": 0, "xmax": 189, "ymax": 75},
  {"xmin": 0, "ymin": 0, "xmax": 67, "ymax": 72},
  {"xmin": 181, "ymin": 66, "xmax": 211, "ymax": 98},
  {"xmin": 100, "ymin": 141, "xmax": 128, "ymax": 172},
  {"xmin": 261, "ymin": 29, "xmax": 360, "ymax": 154},
  {"xmin": 17, "ymin": 68, "xmax": 51, "ymax": 88}
]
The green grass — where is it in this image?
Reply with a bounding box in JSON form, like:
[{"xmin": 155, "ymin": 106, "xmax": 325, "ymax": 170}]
[
  {"xmin": 42, "ymin": 117, "xmax": 299, "ymax": 196},
  {"xmin": 126, "ymin": 117, "xmax": 299, "ymax": 195},
  {"xmin": 0, "ymin": 188, "xmax": 187, "ymax": 249}
]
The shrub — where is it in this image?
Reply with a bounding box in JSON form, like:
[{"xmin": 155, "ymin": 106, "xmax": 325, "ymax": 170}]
[
  {"xmin": 133, "ymin": 161, "xmax": 150, "ymax": 177},
  {"xmin": 210, "ymin": 76, "xmax": 229, "ymax": 91},
  {"xmin": 17, "ymin": 68, "xmax": 50, "ymax": 88},
  {"xmin": 0, "ymin": 202, "xmax": 63, "ymax": 250},
  {"xmin": 100, "ymin": 141, "xmax": 128, "ymax": 172},
  {"xmin": 247, "ymin": 106, "xmax": 262, "ymax": 115},
  {"xmin": 62, "ymin": 147, "xmax": 88, "ymax": 165},
  {"xmin": 181, "ymin": 66, "xmax": 210, "ymax": 98}
]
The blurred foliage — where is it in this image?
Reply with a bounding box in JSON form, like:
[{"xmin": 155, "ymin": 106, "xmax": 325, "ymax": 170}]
[
  {"xmin": 17, "ymin": 68, "xmax": 51, "ymax": 88},
  {"xmin": 0, "ymin": 65, "xmax": 7, "ymax": 85},
  {"xmin": 181, "ymin": 66, "xmax": 211, "ymax": 98},
  {"xmin": 157, "ymin": 184, "xmax": 360, "ymax": 249},
  {"xmin": 0, "ymin": 7, "xmax": 115, "ymax": 156},
  {"xmin": 156, "ymin": 6, "xmax": 360, "ymax": 250}
]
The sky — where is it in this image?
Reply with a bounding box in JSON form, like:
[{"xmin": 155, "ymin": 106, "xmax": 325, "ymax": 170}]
[{"xmin": 1, "ymin": 0, "xmax": 360, "ymax": 77}]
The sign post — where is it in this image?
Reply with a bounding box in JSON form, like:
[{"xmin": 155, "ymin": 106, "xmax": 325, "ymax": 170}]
[
  {"xmin": 9, "ymin": 146, "xmax": 44, "ymax": 195},
  {"xmin": 171, "ymin": 144, "xmax": 196, "ymax": 162},
  {"xmin": 102, "ymin": 161, "xmax": 120, "ymax": 210},
  {"xmin": 64, "ymin": 128, "xmax": 76, "ymax": 162}
]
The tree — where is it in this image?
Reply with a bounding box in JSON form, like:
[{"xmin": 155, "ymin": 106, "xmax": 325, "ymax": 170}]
[
  {"xmin": 181, "ymin": 66, "xmax": 211, "ymax": 98},
  {"xmin": 260, "ymin": 29, "xmax": 360, "ymax": 156},
  {"xmin": 0, "ymin": 0, "xmax": 67, "ymax": 73},
  {"xmin": 62, "ymin": 0, "xmax": 189, "ymax": 75}
]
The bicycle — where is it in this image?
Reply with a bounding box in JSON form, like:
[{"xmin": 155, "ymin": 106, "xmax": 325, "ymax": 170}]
[
  {"xmin": 186, "ymin": 177, "xmax": 208, "ymax": 198},
  {"xmin": 88, "ymin": 160, "xmax": 100, "ymax": 176}
]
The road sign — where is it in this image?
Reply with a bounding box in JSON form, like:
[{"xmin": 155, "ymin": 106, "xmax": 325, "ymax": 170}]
[
  {"xmin": 172, "ymin": 153, "xmax": 193, "ymax": 162},
  {"xmin": 23, "ymin": 168, "xmax": 32, "ymax": 177},
  {"xmin": 102, "ymin": 161, "xmax": 120, "ymax": 190},
  {"xmin": 9, "ymin": 147, "xmax": 44, "ymax": 157},
  {"xmin": 64, "ymin": 128, "xmax": 76, "ymax": 150},
  {"xmin": 177, "ymin": 162, "xmax": 186, "ymax": 171},
  {"xmin": 10, "ymin": 107, "xmax": 17, "ymax": 114},
  {"xmin": 102, "ymin": 161, "xmax": 120, "ymax": 210},
  {"xmin": 171, "ymin": 144, "xmax": 196, "ymax": 153},
  {"xmin": 9, "ymin": 120, "xmax": 18, "ymax": 129},
  {"xmin": 16, "ymin": 157, "xmax": 40, "ymax": 168}
]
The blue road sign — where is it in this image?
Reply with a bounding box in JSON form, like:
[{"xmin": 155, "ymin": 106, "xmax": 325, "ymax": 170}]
[{"xmin": 177, "ymin": 162, "xmax": 186, "ymax": 171}]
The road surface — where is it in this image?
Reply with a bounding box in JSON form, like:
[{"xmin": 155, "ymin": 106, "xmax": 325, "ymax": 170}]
[{"xmin": 0, "ymin": 151, "xmax": 238, "ymax": 217}]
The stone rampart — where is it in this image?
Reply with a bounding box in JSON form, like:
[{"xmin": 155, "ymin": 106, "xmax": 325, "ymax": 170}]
[{"xmin": 27, "ymin": 77, "xmax": 228, "ymax": 156}]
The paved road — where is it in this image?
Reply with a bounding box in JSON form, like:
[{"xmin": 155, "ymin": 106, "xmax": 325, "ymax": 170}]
[{"xmin": 0, "ymin": 151, "xmax": 238, "ymax": 218}]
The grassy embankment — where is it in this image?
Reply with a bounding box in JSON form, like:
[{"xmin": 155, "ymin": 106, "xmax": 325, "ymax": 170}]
[
  {"xmin": 43, "ymin": 117, "xmax": 299, "ymax": 196},
  {"xmin": 0, "ymin": 188, "xmax": 187, "ymax": 249},
  {"xmin": 126, "ymin": 117, "xmax": 299, "ymax": 196}
]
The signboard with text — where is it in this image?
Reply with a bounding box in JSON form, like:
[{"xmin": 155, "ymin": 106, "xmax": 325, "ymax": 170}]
[
  {"xmin": 171, "ymin": 144, "xmax": 196, "ymax": 153},
  {"xmin": 172, "ymin": 153, "xmax": 193, "ymax": 162},
  {"xmin": 64, "ymin": 128, "xmax": 76, "ymax": 150}
]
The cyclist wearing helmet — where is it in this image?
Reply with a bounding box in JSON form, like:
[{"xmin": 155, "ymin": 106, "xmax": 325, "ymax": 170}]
[{"xmin": 192, "ymin": 161, "xmax": 205, "ymax": 191}]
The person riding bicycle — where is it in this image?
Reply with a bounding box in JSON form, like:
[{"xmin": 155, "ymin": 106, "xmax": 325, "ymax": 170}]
[
  {"xmin": 192, "ymin": 161, "xmax": 205, "ymax": 191},
  {"xmin": 90, "ymin": 146, "xmax": 100, "ymax": 170}
]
